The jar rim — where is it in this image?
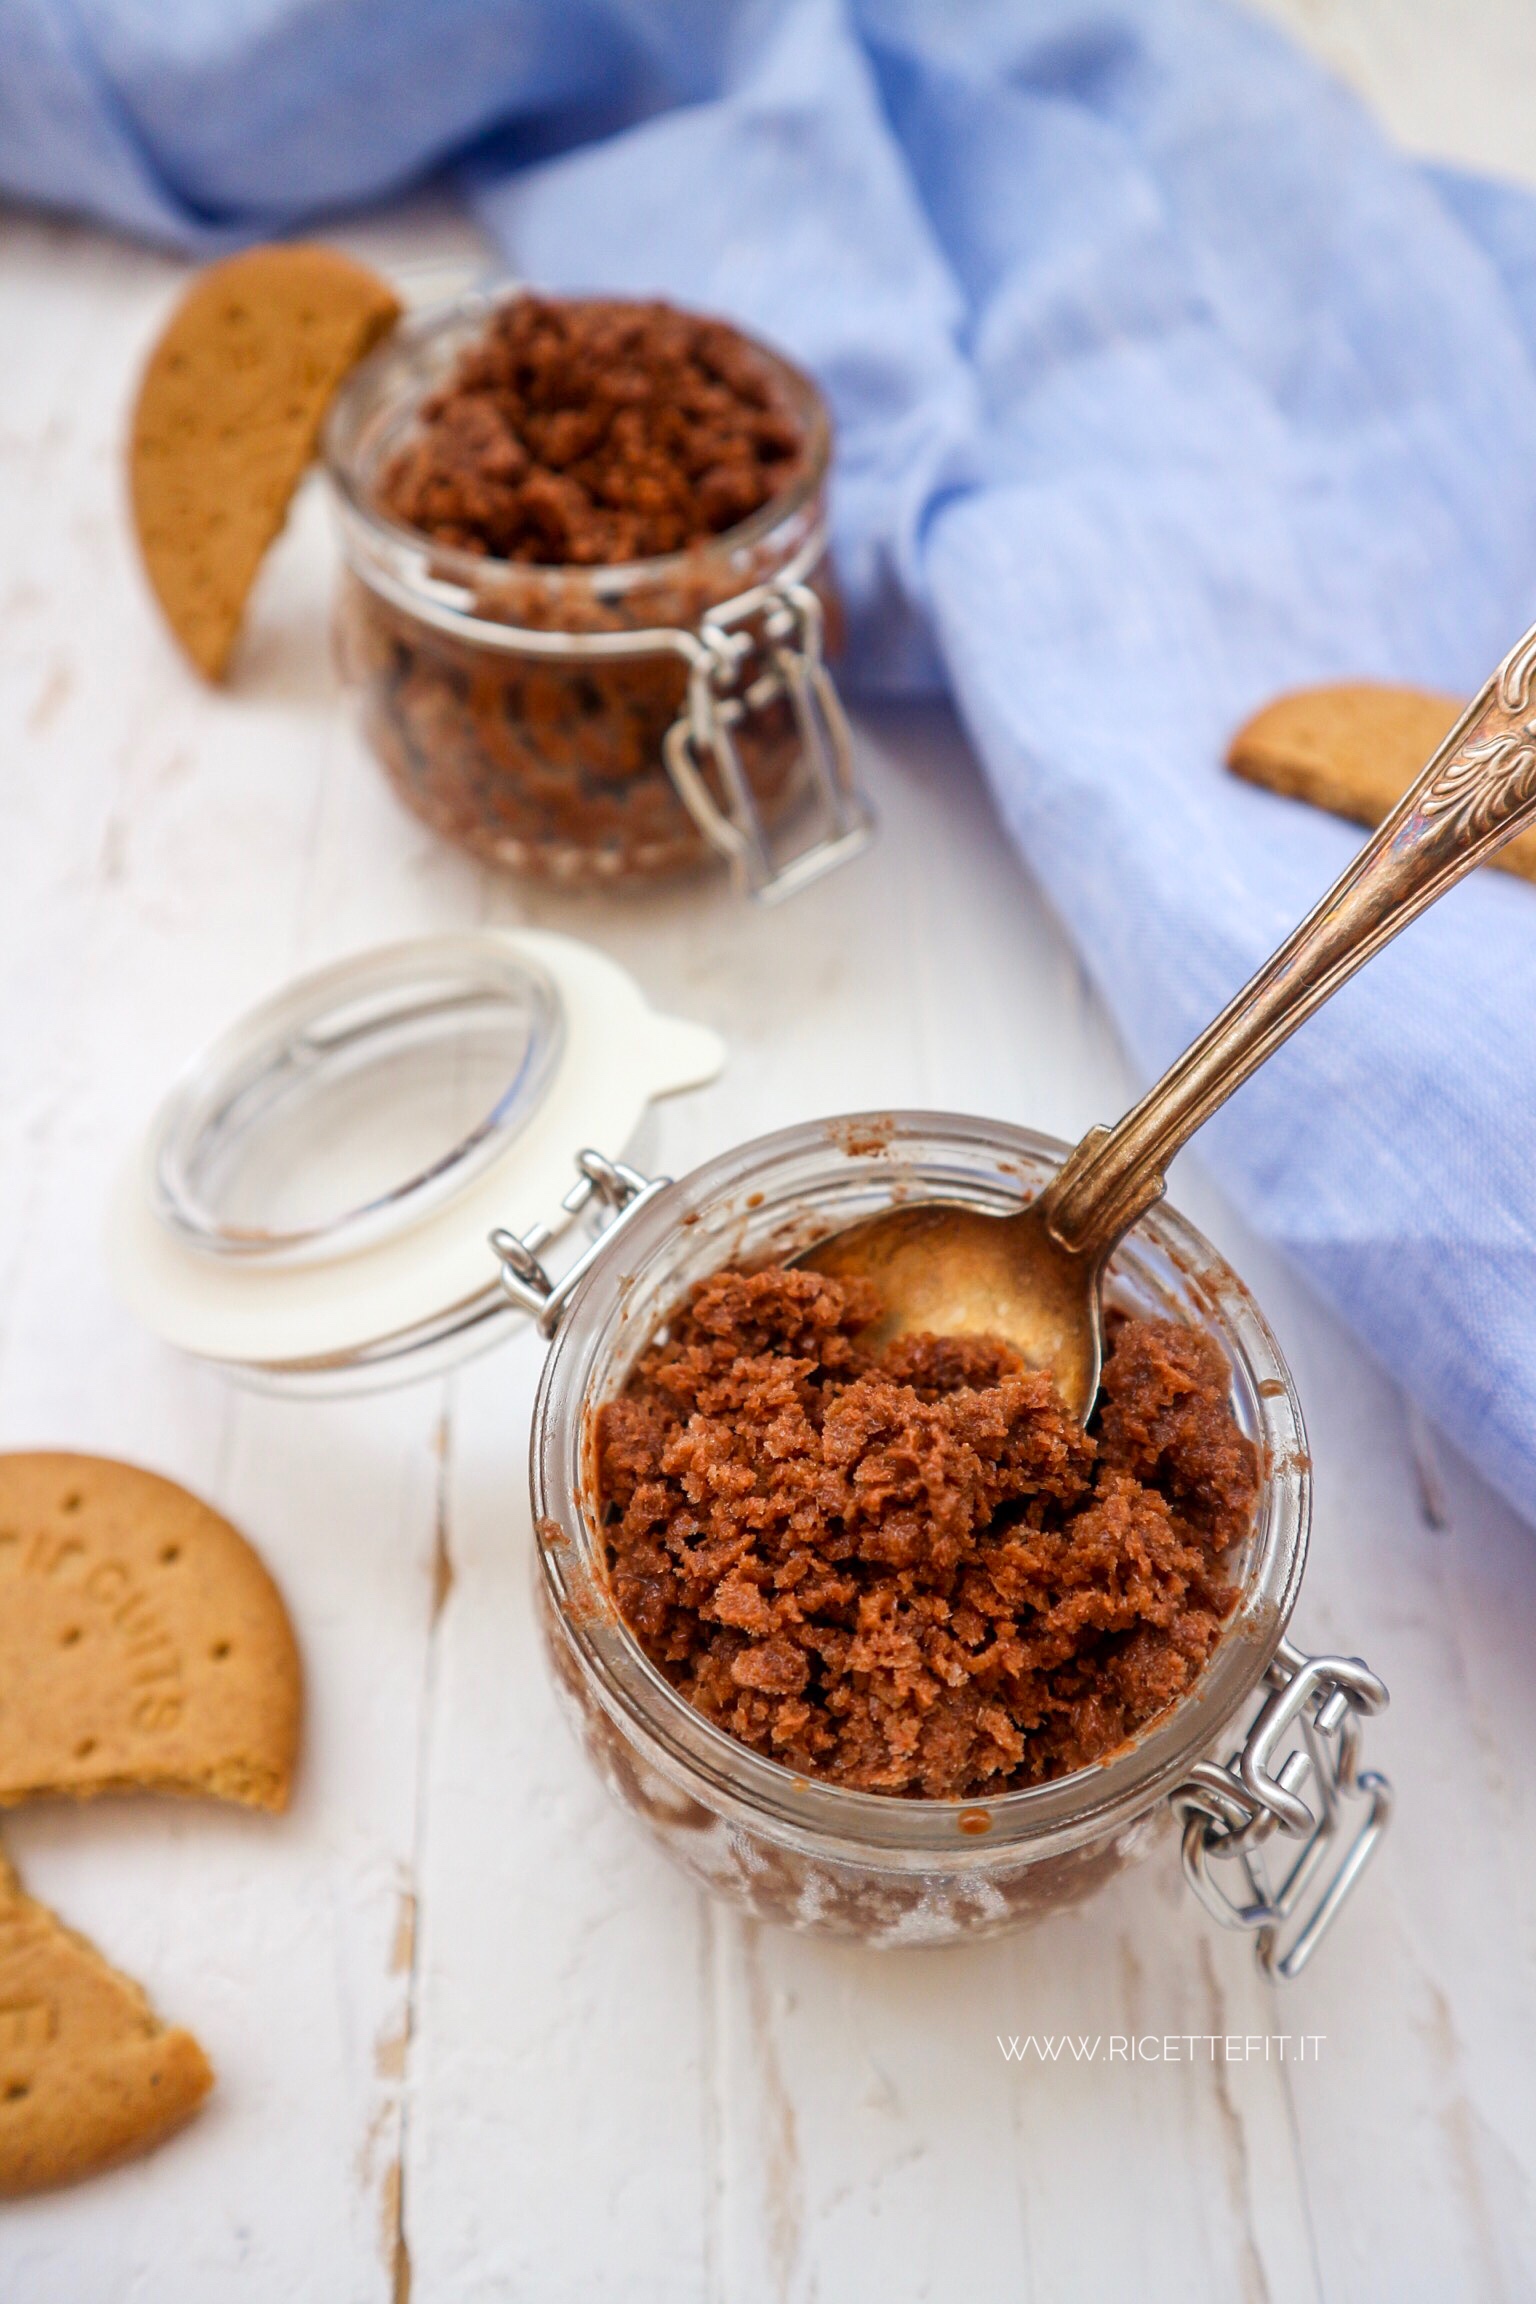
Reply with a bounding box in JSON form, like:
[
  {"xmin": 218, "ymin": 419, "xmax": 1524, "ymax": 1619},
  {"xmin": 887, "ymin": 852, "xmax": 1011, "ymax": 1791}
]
[
  {"xmin": 530, "ymin": 1111, "xmax": 1311, "ymax": 1863},
  {"xmin": 321, "ymin": 284, "xmax": 833, "ymax": 615}
]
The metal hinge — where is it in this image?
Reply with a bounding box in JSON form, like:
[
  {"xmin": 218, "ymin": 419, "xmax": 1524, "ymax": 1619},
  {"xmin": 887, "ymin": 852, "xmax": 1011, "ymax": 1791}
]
[
  {"xmin": 662, "ymin": 577, "xmax": 874, "ymax": 904},
  {"xmin": 489, "ymin": 1150, "xmax": 668, "ymax": 1339},
  {"xmin": 1171, "ymin": 1638, "xmax": 1392, "ymax": 1980}
]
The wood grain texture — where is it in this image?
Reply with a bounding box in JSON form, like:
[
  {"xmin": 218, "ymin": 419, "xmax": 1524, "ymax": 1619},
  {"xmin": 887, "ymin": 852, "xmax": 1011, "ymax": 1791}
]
[{"xmin": 3, "ymin": 79, "xmax": 1536, "ymax": 2297}]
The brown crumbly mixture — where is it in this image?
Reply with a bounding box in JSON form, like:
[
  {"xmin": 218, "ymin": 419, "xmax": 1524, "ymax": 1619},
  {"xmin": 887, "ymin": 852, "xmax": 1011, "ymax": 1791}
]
[
  {"xmin": 378, "ymin": 296, "xmax": 804, "ymax": 565},
  {"xmin": 596, "ymin": 1268, "xmax": 1258, "ymax": 1800}
]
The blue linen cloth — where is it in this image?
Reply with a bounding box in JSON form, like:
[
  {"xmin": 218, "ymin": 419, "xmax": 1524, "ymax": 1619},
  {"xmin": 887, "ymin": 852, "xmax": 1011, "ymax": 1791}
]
[{"xmin": 7, "ymin": 0, "xmax": 1536, "ymax": 1520}]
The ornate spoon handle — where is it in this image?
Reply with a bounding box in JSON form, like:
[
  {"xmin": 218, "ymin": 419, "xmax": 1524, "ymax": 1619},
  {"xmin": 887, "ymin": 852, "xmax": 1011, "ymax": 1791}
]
[{"xmin": 1041, "ymin": 622, "xmax": 1536, "ymax": 1260}]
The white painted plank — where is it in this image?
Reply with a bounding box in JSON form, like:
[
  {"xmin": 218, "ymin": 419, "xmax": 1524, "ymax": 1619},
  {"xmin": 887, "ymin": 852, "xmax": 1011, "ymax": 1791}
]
[
  {"xmin": 403, "ymin": 1334, "xmax": 717, "ymax": 2302},
  {"xmin": 0, "ymin": 217, "xmax": 449, "ymax": 2302}
]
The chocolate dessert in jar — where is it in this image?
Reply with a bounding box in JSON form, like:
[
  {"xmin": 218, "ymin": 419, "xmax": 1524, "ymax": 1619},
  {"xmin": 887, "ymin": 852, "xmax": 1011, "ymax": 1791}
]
[
  {"xmin": 108, "ymin": 971, "xmax": 1393, "ymax": 1972},
  {"xmin": 323, "ymin": 290, "xmax": 870, "ymax": 898},
  {"xmin": 509, "ymin": 1113, "xmax": 1391, "ymax": 1966}
]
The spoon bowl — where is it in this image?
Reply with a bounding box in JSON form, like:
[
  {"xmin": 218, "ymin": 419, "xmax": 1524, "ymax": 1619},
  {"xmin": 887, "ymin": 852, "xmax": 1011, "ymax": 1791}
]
[{"xmin": 798, "ymin": 1198, "xmax": 1104, "ymax": 1422}]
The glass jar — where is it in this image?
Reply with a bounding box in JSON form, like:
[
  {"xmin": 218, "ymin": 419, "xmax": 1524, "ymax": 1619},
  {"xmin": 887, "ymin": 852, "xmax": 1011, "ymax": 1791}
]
[
  {"xmin": 323, "ymin": 291, "xmax": 872, "ymax": 901},
  {"xmin": 519, "ymin": 1113, "xmax": 1391, "ymax": 1968},
  {"xmin": 111, "ymin": 958, "xmax": 1393, "ymax": 1972}
]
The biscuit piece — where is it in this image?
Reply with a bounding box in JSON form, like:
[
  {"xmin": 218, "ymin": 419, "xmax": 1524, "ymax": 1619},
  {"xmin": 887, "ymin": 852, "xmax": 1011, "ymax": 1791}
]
[
  {"xmin": 130, "ymin": 244, "xmax": 400, "ymax": 678},
  {"xmin": 0, "ymin": 1847, "xmax": 212, "ymax": 2196},
  {"xmin": 0, "ymin": 1455, "xmax": 300, "ymax": 1812},
  {"xmin": 1228, "ymin": 682, "xmax": 1536, "ymax": 884}
]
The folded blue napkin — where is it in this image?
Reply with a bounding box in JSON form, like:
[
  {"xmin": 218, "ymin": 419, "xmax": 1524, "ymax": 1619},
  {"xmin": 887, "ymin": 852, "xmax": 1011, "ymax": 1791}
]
[{"xmin": 7, "ymin": 0, "xmax": 1536, "ymax": 1520}]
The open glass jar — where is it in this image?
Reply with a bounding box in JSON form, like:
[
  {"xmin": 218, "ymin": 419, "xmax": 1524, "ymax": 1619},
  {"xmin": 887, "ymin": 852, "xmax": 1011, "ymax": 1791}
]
[
  {"xmin": 111, "ymin": 983, "xmax": 1391, "ymax": 1972},
  {"xmin": 323, "ymin": 291, "xmax": 872, "ymax": 901},
  {"xmin": 514, "ymin": 1113, "xmax": 1391, "ymax": 1969}
]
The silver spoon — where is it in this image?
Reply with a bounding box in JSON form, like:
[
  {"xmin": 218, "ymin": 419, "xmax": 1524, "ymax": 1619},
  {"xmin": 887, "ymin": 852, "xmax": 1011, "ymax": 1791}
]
[{"xmin": 801, "ymin": 621, "xmax": 1536, "ymax": 1422}]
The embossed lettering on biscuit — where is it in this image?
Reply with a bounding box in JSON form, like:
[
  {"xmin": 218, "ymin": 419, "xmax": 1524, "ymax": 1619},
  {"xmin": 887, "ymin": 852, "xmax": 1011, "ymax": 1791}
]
[
  {"xmin": 0, "ymin": 1454, "xmax": 300, "ymax": 1812},
  {"xmin": 0, "ymin": 1850, "xmax": 212, "ymax": 2195}
]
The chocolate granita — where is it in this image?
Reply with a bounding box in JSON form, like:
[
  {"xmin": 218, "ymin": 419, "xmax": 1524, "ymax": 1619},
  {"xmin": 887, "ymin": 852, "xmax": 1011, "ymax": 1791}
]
[
  {"xmin": 595, "ymin": 1267, "xmax": 1258, "ymax": 1801},
  {"xmin": 377, "ymin": 295, "xmax": 805, "ymax": 564}
]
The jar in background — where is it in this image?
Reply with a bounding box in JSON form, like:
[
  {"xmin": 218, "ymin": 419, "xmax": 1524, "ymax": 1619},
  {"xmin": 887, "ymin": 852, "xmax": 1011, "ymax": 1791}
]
[
  {"xmin": 323, "ymin": 291, "xmax": 871, "ymax": 900},
  {"xmin": 516, "ymin": 1114, "xmax": 1391, "ymax": 1968}
]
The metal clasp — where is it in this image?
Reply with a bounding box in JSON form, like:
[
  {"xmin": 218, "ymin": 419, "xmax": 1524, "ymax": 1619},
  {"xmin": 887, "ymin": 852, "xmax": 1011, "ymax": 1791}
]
[
  {"xmin": 489, "ymin": 1150, "xmax": 668, "ymax": 1340},
  {"xmin": 347, "ymin": 505, "xmax": 872, "ymax": 906},
  {"xmin": 663, "ymin": 578, "xmax": 874, "ymax": 905},
  {"xmin": 1170, "ymin": 1637, "xmax": 1392, "ymax": 1980}
]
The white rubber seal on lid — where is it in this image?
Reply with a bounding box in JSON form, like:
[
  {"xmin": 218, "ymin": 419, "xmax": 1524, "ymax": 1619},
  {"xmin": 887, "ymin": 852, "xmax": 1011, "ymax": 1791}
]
[{"xmin": 105, "ymin": 929, "xmax": 723, "ymax": 1387}]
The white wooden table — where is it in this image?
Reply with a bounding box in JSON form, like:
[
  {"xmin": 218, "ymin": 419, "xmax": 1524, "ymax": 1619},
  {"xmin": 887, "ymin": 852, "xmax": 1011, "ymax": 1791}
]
[{"xmin": 3, "ymin": 15, "xmax": 1536, "ymax": 2293}]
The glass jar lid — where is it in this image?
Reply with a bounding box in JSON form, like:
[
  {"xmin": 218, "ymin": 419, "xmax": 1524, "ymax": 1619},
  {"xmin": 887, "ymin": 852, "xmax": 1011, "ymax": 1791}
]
[
  {"xmin": 151, "ymin": 938, "xmax": 565, "ymax": 1267},
  {"xmin": 106, "ymin": 930, "xmax": 724, "ymax": 1394}
]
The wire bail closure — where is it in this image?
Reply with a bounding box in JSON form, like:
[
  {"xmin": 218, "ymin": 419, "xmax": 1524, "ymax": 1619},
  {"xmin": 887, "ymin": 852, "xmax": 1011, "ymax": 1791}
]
[
  {"xmin": 1171, "ymin": 1637, "xmax": 1392, "ymax": 1980},
  {"xmin": 344, "ymin": 513, "xmax": 873, "ymax": 907},
  {"xmin": 662, "ymin": 576, "xmax": 873, "ymax": 904},
  {"xmin": 490, "ymin": 1150, "xmax": 668, "ymax": 1339}
]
